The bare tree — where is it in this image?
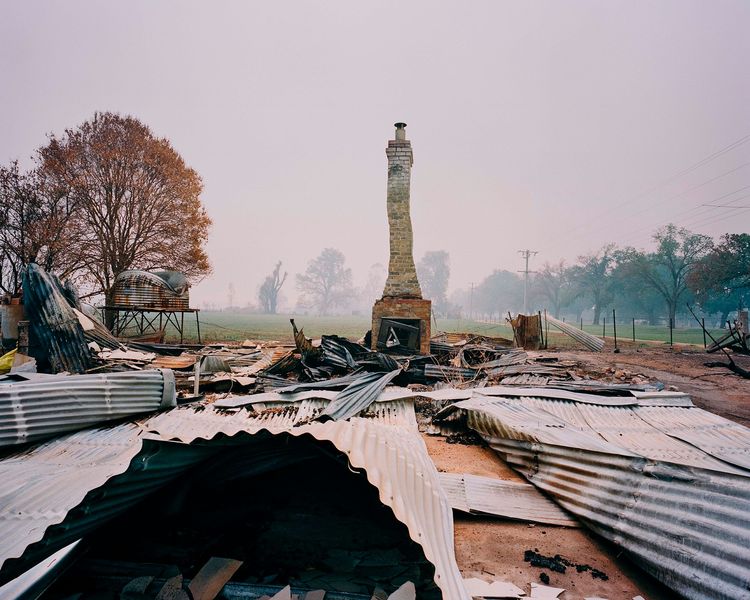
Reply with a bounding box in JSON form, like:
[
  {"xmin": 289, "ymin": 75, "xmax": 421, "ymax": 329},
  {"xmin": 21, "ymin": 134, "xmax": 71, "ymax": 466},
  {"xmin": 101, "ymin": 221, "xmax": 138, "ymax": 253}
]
[
  {"xmin": 532, "ymin": 260, "xmax": 572, "ymax": 318},
  {"xmin": 296, "ymin": 248, "xmax": 353, "ymax": 315},
  {"xmin": 571, "ymin": 245, "xmax": 616, "ymax": 325},
  {"xmin": 259, "ymin": 261, "xmax": 287, "ymax": 314},
  {"xmin": 37, "ymin": 112, "xmax": 211, "ymax": 313},
  {"xmin": 0, "ymin": 161, "xmax": 80, "ymax": 295}
]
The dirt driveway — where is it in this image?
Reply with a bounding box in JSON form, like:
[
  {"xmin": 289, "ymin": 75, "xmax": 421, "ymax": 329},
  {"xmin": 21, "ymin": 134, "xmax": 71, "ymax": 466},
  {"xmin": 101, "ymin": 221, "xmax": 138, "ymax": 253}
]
[{"xmin": 554, "ymin": 344, "xmax": 750, "ymax": 426}]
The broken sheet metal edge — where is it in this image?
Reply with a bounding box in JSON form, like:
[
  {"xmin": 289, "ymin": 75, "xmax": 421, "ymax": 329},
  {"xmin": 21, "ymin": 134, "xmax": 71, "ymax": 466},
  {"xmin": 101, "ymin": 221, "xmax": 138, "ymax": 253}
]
[
  {"xmin": 0, "ymin": 369, "xmax": 176, "ymax": 447},
  {"xmin": 213, "ymin": 385, "xmax": 686, "ymax": 410},
  {"xmin": 438, "ymin": 472, "xmax": 579, "ymax": 527},
  {"xmin": 437, "ymin": 397, "xmax": 750, "ymax": 600},
  {"xmin": 0, "ymin": 540, "xmax": 83, "ymax": 600},
  {"xmin": 0, "ymin": 399, "xmax": 471, "ymax": 600},
  {"xmin": 319, "ymin": 369, "xmax": 402, "ymax": 421}
]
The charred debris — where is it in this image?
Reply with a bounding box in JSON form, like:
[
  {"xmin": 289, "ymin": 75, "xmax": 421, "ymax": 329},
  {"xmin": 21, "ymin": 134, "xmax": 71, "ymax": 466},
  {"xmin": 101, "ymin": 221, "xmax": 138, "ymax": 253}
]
[{"xmin": 2, "ymin": 265, "xmax": 750, "ymax": 600}]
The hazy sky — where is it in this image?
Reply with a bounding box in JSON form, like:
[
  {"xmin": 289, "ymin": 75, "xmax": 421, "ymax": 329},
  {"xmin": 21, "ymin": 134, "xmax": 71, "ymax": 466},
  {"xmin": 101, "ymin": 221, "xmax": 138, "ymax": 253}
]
[{"xmin": 2, "ymin": 1, "xmax": 749, "ymax": 308}]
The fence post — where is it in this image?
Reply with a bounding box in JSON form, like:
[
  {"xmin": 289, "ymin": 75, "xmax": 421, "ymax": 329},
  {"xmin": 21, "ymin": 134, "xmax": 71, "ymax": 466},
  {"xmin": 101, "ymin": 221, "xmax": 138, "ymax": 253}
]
[
  {"xmin": 613, "ymin": 308, "xmax": 618, "ymax": 352},
  {"xmin": 669, "ymin": 318, "xmax": 673, "ymax": 347},
  {"xmin": 602, "ymin": 317, "xmax": 606, "ymax": 338},
  {"xmin": 580, "ymin": 317, "xmax": 583, "ymax": 330},
  {"xmin": 632, "ymin": 317, "xmax": 636, "ymax": 343},
  {"xmin": 702, "ymin": 317, "xmax": 707, "ymax": 348}
]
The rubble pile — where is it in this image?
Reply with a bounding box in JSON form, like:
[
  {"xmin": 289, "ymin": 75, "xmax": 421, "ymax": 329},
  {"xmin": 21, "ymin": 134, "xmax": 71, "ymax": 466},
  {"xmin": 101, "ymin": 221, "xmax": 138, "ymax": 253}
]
[{"xmin": 1, "ymin": 264, "xmax": 748, "ymax": 600}]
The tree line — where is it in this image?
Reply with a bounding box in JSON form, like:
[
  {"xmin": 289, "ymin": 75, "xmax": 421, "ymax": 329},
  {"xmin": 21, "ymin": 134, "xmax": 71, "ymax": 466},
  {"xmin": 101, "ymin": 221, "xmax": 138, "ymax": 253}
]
[
  {"xmin": 463, "ymin": 225, "xmax": 749, "ymax": 328},
  {"xmin": 258, "ymin": 225, "xmax": 748, "ymax": 329},
  {"xmin": 249, "ymin": 249, "xmax": 452, "ymax": 317}
]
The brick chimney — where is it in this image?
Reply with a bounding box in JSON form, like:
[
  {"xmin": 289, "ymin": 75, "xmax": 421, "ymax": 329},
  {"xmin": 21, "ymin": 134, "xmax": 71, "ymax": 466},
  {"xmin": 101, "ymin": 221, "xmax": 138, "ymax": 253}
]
[
  {"xmin": 382, "ymin": 123, "xmax": 422, "ymax": 298},
  {"xmin": 372, "ymin": 123, "xmax": 431, "ymax": 354}
]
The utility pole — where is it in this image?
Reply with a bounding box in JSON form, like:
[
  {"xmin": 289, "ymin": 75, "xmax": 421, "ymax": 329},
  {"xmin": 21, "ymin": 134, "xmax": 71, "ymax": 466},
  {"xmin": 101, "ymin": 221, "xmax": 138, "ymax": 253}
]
[
  {"xmin": 469, "ymin": 282, "xmax": 475, "ymax": 321},
  {"xmin": 518, "ymin": 250, "xmax": 538, "ymax": 315}
]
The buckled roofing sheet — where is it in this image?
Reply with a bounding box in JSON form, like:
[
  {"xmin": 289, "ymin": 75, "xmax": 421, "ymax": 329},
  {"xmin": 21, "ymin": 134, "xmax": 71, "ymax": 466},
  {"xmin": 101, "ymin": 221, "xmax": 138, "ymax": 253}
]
[
  {"xmin": 0, "ymin": 369, "xmax": 176, "ymax": 448},
  {"xmin": 438, "ymin": 472, "xmax": 579, "ymax": 527},
  {"xmin": 0, "ymin": 398, "xmax": 470, "ymax": 599},
  {"xmin": 436, "ymin": 394, "xmax": 750, "ymax": 600}
]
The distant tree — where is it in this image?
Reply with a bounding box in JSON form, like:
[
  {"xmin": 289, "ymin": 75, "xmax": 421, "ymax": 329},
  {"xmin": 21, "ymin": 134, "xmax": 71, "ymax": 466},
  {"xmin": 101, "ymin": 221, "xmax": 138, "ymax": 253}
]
[
  {"xmin": 417, "ymin": 250, "xmax": 450, "ymax": 316},
  {"xmin": 296, "ymin": 248, "xmax": 354, "ymax": 315},
  {"xmin": 571, "ymin": 245, "xmax": 616, "ymax": 325},
  {"xmin": 227, "ymin": 282, "xmax": 236, "ymax": 309},
  {"xmin": 475, "ymin": 270, "xmax": 524, "ymax": 319},
  {"xmin": 688, "ymin": 233, "xmax": 750, "ymax": 325},
  {"xmin": 358, "ymin": 262, "xmax": 387, "ymax": 312},
  {"xmin": 258, "ymin": 261, "xmax": 287, "ymax": 314},
  {"xmin": 627, "ymin": 224, "xmax": 713, "ymax": 324},
  {"xmin": 531, "ymin": 260, "xmax": 573, "ymax": 318},
  {"xmin": 611, "ymin": 251, "xmax": 665, "ymax": 325},
  {"xmin": 689, "ymin": 233, "xmax": 750, "ymax": 296},
  {"xmin": 694, "ymin": 286, "xmax": 744, "ymax": 328},
  {"xmin": 0, "ymin": 161, "xmax": 80, "ymax": 295},
  {"xmin": 37, "ymin": 112, "xmax": 212, "ymax": 315}
]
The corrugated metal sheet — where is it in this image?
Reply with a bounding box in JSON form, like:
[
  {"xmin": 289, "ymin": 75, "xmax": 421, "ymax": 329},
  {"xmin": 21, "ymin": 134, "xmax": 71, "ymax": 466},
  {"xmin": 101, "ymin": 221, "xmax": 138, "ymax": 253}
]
[
  {"xmin": 499, "ymin": 374, "xmax": 550, "ymax": 386},
  {"xmin": 436, "ymin": 395, "xmax": 750, "ymax": 600},
  {"xmin": 0, "ymin": 540, "xmax": 82, "ymax": 600},
  {"xmin": 423, "ymin": 364, "xmax": 477, "ymax": 380},
  {"xmin": 320, "ymin": 369, "xmax": 402, "ymax": 421},
  {"xmin": 22, "ymin": 264, "xmax": 92, "ymax": 374},
  {"xmin": 0, "ymin": 369, "xmax": 176, "ymax": 447},
  {"xmin": 438, "ymin": 472, "xmax": 579, "ymax": 527},
  {"xmin": 545, "ymin": 315, "xmax": 605, "ymax": 351},
  {"xmin": 0, "ymin": 398, "xmax": 470, "ymax": 600},
  {"xmin": 477, "ymin": 385, "xmax": 693, "ymax": 406},
  {"xmin": 151, "ymin": 354, "xmax": 198, "ymax": 370},
  {"xmin": 112, "ymin": 270, "xmax": 190, "ymax": 311},
  {"xmin": 0, "ymin": 425, "xmax": 209, "ymax": 584},
  {"xmin": 635, "ymin": 405, "xmax": 750, "ymax": 470},
  {"xmin": 212, "ymin": 385, "xmax": 681, "ymax": 411}
]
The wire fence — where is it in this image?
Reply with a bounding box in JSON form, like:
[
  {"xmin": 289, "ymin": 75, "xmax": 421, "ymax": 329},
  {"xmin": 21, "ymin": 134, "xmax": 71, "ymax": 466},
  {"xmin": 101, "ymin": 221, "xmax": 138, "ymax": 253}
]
[{"xmin": 138, "ymin": 310, "xmax": 726, "ymax": 348}]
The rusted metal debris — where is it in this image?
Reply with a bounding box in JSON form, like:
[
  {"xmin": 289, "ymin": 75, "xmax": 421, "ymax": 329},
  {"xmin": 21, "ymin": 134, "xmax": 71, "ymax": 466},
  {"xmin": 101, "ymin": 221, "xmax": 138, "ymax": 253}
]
[
  {"xmin": 112, "ymin": 270, "xmax": 190, "ymax": 311},
  {"xmin": 508, "ymin": 314, "xmax": 543, "ymax": 350}
]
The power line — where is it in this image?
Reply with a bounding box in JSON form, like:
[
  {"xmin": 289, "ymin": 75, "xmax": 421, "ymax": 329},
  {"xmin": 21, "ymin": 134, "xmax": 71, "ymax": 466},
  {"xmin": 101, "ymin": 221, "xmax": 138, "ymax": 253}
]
[
  {"xmin": 561, "ymin": 132, "xmax": 750, "ymax": 239},
  {"xmin": 702, "ymin": 204, "xmax": 750, "ymax": 208},
  {"xmin": 680, "ymin": 200, "xmax": 750, "ymax": 230},
  {"xmin": 620, "ymin": 161, "xmax": 750, "ymax": 223},
  {"xmin": 617, "ymin": 186, "xmax": 750, "ymax": 247},
  {"xmin": 688, "ymin": 207, "xmax": 750, "ymax": 231}
]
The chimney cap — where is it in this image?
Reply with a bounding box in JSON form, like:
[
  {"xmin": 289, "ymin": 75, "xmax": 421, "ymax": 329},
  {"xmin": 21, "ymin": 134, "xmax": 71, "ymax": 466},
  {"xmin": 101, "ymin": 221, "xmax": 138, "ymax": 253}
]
[{"xmin": 394, "ymin": 122, "xmax": 407, "ymax": 129}]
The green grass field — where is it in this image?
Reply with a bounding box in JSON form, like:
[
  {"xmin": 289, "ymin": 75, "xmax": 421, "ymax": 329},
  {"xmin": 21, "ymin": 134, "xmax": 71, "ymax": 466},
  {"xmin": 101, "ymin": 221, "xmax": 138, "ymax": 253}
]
[
  {"xmin": 172, "ymin": 313, "xmax": 515, "ymax": 344},
  {"xmin": 160, "ymin": 311, "xmax": 722, "ymax": 348}
]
